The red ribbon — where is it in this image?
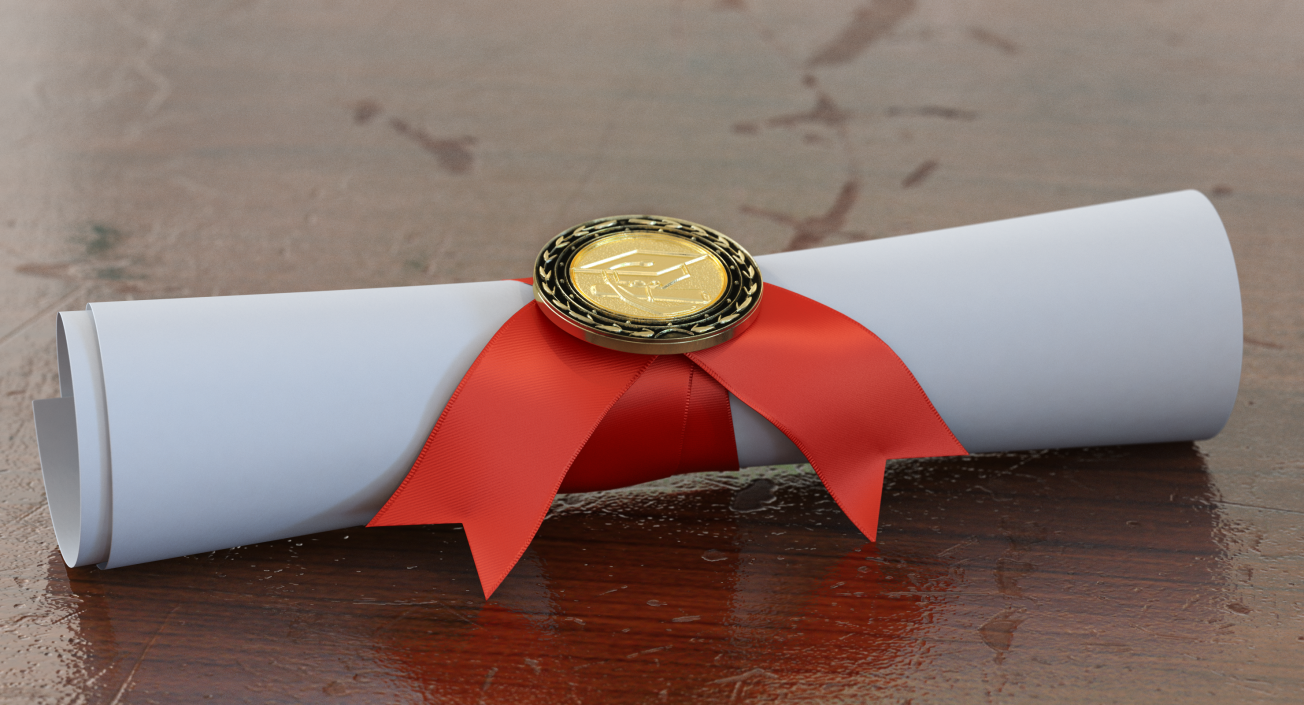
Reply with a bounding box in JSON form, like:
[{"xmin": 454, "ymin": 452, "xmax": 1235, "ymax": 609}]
[{"xmin": 369, "ymin": 284, "xmax": 966, "ymax": 597}]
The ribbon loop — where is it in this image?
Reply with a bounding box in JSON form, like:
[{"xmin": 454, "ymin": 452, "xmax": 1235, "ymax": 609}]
[{"xmin": 562, "ymin": 355, "xmax": 738, "ymax": 493}]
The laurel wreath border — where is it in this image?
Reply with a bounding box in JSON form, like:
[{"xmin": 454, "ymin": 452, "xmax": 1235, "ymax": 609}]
[{"xmin": 533, "ymin": 215, "xmax": 762, "ymax": 343}]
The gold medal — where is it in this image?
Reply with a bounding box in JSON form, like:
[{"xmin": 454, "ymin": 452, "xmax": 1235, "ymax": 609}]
[{"xmin": 534, "ymin": 215, "xmax": 762, "ymax": 354}]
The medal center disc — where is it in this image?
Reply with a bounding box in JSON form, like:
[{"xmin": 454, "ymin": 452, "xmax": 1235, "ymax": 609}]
[{"xmin": 568, "ymin": 233, "xmax": 728, "ymax": 321}]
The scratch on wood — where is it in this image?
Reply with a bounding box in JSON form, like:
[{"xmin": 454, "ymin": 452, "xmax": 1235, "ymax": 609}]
[
  {"xmin": 626, "ymin": 645, "xmax": 671, "ymax": 658},
  {"xmin": 353, "ymin": 99, "xmax": 382, "ymax": 124},
  {"xmin": 1243, "ymin": 335, "xmax": 1283, "ymax": 349},
  {"xmin": 742, "ymin": 179, "xmax": 861, "ymax": 251},
  {"xmin": 14, "ymin": 263, "xmax": 72, "ymax": 279},
  {"xmin": 2, "ymin": 503, "xmax": 47, "ymax": 530},
  {"xmin": 978, "ymin": 608, "xmax": 1025, "ymax": 663},
  {"xmin": 887, "ymin": 106, "xmax": 978, "ymax": 121},
  {"xmin": 734, "ymin": 90, "xmax": 852, "ymax": 135},
  {"xmin": 437, "ymin": 600, "xmax": 483, "ymax": 629},
  {"xmin": 969, "ymin": 27, "xmax": 1020, "ymax": 55},
  {"xmin": 901, "ymin": 159, "xmax": 938, "ymax": 188},
  {"xmin": 712, "ymin": 667, "xmax": 774, "ymax": 685},
  {"xmin": 936, "ymin": 538, "xmax": 978, "ymax": 558},
  {"xmin": 108, "ymin": 604, "xmax": 180, "ymax": 705},
  {"xmin": 101, "ymin": 0, "xmax": 175, "ymax": 122},
  {"xmin": 0, "ymin": 286, "xmax": 88, "ymax": 352},
  {"xmin": 1215, "ymin": 500, "xmax": 1304, "ymax": 517},
  {"xmin": 766, "ymin": 93, "xmax": 851, "ymax": 129},
  {"xmin": 806, "ymin": 0, "xmax": 917, "ymax": 68},
  {"xmin": 994, "ymin": 557, "xmax": 1035, "ymax": 597},
  {"xmin": 389, "ymin": 118, "xmax": 477, "ymax": 175}
]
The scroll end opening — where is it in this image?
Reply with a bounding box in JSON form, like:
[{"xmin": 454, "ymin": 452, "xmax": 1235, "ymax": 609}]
[{"xmin": 34, "ymin": 312, "xmax": 111, "ymax": 567}]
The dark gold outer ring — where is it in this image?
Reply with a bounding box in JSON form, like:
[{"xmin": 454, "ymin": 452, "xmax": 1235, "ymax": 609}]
[
  {"xmin": 532, "ymin": 215, "xmax": 763, "ymax": 356},
  {"xmin": 535, "ymin": 298, "xmax": 761, "ymax": 355}
]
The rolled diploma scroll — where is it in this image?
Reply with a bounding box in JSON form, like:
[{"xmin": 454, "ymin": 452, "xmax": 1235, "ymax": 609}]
[{"xmin": 33, "ymin": 190, "xmax": 1242, "ymax": 570}]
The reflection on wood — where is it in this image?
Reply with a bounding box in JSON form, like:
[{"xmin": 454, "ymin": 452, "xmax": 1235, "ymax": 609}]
[{"xmin": 56, "ymin": 444, "xmax": 1230, "ymax": 701}]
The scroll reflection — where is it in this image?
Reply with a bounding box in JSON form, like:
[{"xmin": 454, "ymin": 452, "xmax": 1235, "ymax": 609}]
[{"xmin": 57, "ymin": 443, "xmax": 1224, "ymax": 701}]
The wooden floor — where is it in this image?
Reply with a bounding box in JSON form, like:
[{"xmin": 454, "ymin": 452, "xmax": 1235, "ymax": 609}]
[{"xmin": 2, "ymin": 1, "xmax": 1302, "ymax": 702}]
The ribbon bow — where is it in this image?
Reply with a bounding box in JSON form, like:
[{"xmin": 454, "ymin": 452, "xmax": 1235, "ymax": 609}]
[{"xmin": 369, "ymin": 283, "xmax": 965, "ymax": 597}]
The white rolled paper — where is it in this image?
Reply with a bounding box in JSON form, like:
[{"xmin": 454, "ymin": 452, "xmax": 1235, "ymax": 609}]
[{"xmin": 33, "ymin": 190, "xmax": 1241, "ymax": 570}]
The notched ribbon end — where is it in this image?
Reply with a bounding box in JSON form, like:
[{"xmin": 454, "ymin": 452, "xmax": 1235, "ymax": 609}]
[{"xmin": 462, "ymin": 519, "xmax": 520, "ymax": 599}]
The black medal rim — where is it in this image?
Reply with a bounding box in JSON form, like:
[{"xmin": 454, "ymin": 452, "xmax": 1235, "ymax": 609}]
[{"xmin": 532, "ymin": 215, "xmax": 762, "ymax": 346}]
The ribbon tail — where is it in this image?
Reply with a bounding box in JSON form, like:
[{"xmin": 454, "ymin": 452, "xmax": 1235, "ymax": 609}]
[
  {"xmin": 688, "ymin": 284, "xmax": 967, "ymax": 542},
  {"xmin": 368, "ymin": 302, "xmax": 653, "ymax": 598}
]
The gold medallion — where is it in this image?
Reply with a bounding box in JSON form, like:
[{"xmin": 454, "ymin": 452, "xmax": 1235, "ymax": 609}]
[{"xmin": 534, "ymin": 216, "xmax": 762, "ymax": 354}]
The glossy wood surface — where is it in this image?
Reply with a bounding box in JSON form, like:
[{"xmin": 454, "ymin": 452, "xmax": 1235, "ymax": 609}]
[{"xmin": 2, "ymin": 1, "xmax": 1302, "ymax": 702}]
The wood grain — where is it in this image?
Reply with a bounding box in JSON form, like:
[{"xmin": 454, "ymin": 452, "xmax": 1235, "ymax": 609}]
[{"xmin": 1, "ymin": 1, "xmax": 1301, "ymax": 702}]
